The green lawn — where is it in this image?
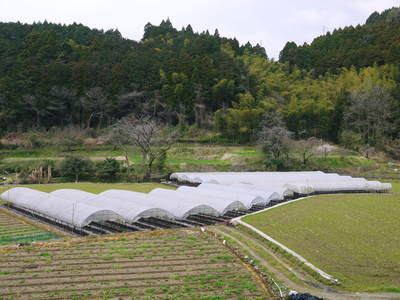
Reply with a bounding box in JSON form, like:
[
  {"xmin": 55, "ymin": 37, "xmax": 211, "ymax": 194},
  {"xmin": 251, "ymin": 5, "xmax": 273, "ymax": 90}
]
[
  {"xmin": 388, "ymin": 179, "xmax": 400, "ymax": 192},
  {"xmin": 242, "ymin": 193, "xmax": 400, "ymax": 292},
  {"xmin": 0, "ymin": 182, "xmax": 174, "ymax": 195}
]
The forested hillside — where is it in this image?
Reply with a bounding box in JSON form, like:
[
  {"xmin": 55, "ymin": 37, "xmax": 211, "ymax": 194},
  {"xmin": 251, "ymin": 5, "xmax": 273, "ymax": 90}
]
[
  {"xmin": 0, "ymin": 19, "xmax": 266, "ymax": 131},
  {"xmin": 279, "ymin": 7, "xmax": 400, "ymax": 74},
  {"xmin": 0, "ymin": 8, "xmax": 400, "ymax": 156}
]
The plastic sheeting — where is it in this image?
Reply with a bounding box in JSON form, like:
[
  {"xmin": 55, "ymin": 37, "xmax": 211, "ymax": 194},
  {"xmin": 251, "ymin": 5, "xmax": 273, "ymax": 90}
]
[
  {"xmin": 173, "ymin": 186, "xmax": 247, "ymax": 213},
  {"xmin": 197, "ymin": 183, "xmax": 281, "ymax": 204},
  {"xmin": 1, "ymin": 187, "xmax": 122, "ymax": 227},
  {"xmin": 51, "ymin": 189, "xmax": 174, "ymax": 223},
  {"xmin": 176, "ymin": 186, "xmax": 264, "ymax": 209},
  {"xmin": 170, "ymin": 172, "xmax": 392, "ymax": 194},
  {"xmin": 148, "ymin": 188, "xmax": 222, "ymax": 216},
  {"xmin": 101, "ymin": 189, "xmax": 219, "ymax": 218}
]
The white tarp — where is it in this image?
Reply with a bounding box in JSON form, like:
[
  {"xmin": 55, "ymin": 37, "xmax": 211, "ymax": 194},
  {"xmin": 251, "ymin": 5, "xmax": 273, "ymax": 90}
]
[
  {"xmin": 170, "ymin": 172, "xmax": 392, "ymax": 194},
  {"xmin": 101, "ymin": 189, "xmax": 219, "ymax": 218},
  {"xmin": 1, "ymin": 187, "xmax": 122, "ymax": 227},
  {"xmin": 51, "ymin": 189, "xmax": 174, "ymax": 222}
]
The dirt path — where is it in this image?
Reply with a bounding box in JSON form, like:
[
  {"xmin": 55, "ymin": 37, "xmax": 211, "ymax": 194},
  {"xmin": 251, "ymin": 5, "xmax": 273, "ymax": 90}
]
[{"xmin": 209, "ymin": 226, "xmax": 400, "ymax": 300}]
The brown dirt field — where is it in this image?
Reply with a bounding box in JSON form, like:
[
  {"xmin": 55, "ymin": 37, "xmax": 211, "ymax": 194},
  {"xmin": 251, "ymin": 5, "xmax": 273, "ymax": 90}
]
[{"xmin": 0, "ymin": 229, "xmax": 273, "ymax": 299}]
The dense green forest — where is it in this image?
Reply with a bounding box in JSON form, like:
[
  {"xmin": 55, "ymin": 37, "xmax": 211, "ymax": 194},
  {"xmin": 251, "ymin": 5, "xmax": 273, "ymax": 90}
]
[
  {"xmin": 279, "ymin": 7, "xmax": 400, "ymax": 74},
  {"xmin": 0, "ymin": 8, "xmax": 399, "ymax": 155},
  {"xmin": 0, "ymin": 19, "xmax": 265, "ymax": 131}
]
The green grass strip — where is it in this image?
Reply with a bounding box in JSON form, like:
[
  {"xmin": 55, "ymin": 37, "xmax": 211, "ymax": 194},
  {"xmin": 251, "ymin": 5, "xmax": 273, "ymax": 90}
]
[{"xmin": 0, "ymin": 232, "xmax": 59, "ymax": 244}]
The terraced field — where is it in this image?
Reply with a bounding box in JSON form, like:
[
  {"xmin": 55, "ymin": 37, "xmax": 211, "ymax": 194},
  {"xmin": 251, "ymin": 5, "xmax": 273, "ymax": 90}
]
[
  {"xmin": 0, "ymin": 209, "xmax": 59, "ymax": 246},
  {"xmin": 0, "ymin": 229, "xmax": 271, "ymax": 299}
]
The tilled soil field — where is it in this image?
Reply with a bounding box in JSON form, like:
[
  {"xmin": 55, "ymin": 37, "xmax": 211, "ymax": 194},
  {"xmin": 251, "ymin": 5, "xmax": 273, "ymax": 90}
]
[
  {"xmin": 0, "ymin": 209, "xmax": 59, "ymax": 246},
  {"xmin": 0, "ymin": 229, "xmax": 272, "ymax": 299}
]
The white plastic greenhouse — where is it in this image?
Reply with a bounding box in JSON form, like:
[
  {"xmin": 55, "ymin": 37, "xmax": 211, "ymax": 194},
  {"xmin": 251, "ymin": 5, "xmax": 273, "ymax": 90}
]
[
  {"xmin": 1, "ymin": 187, "xmax": 122, "ymax": 227},
  {"xmin": 197, "ymin": 183, "xmax": 281, "ymax": 204},
  {"xmin": 170, "ymin": 171, "xmax": 392, "ymax": 194},
  {"xmin": 51, "ymin": 189, "xmax": 174, "ymax": 223},
  {"xmin": 176, "ymin": 186, "xmax": 264, "ymax": 208},
  {"xmin": 101, "ymin": 189, "xmax": 219, "ymax": 218},
  {"xmin": 173, "ymin": 186, "xmax": 247, "ymax": 213},
  {"xmin": 148, "ymin": 188, "xmax": 222, "ymax": 216}
]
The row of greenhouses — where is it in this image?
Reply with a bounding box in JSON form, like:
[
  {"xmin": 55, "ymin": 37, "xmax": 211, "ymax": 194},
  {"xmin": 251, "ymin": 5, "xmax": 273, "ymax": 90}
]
[
  {"xmin": 170, "ymin": 171, "xmax": 392, "ymax": 196},
  {"xmin": 1, "ymin": 184, "xmax": 280, "ymax": 229},
  {"xmin": 1, "ymin": 172, "xmax": 391, "ymax": 231}
]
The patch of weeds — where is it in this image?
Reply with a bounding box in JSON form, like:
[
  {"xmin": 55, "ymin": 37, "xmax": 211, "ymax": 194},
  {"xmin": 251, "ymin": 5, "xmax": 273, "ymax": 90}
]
[
  {"xmin": 211, "ymin": 255, "xmax": 234, "ymax": 261},
  {"xmin": 200, "ymin": 296, "xmax": 226, "ymax": 300},
  {"xmin": 0, "ymin": 271, "xmax": 10, "ymax": 275},
  {"xmin": 100, "ymin": 256, "xmax": 114, "ymax": 261},
  {"xmin": 146, "ymin": 287, "xmax": 156, "ymax": 295}
]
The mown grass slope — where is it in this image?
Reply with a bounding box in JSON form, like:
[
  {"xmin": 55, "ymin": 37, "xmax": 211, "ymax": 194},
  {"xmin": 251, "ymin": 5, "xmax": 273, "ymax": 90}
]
[{"xmin": 242, "ymin": 193, "xmax": 400, "ymax": 292}]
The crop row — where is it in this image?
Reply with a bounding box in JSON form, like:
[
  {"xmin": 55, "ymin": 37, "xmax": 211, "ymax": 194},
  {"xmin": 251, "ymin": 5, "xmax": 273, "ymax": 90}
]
[
  {"xmin": 0, "ymin": 245, "xmax": 223, "ymax": 264},
  {"xmin": 0, "ymin": 257, "xmax": 224, "ymax": 276},
  {"xmin": 1, "ymin": 277, "xmax": 265, "ymax": 300},
  {"xmin": 0, "ymin": 238, "xmax": 221, "ymax": 257},
  {"xmin": 0, "ymin": 210, "xmax": 59, "ymax": 246},
  {"xmin": 0, "ymin": 230, "xmax": 270, "ymax": 299}
]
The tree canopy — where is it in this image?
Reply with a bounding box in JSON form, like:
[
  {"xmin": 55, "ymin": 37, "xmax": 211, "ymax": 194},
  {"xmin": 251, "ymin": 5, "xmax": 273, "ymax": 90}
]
[{"xmin": 0, "ymin": 9, "xmax": 400, "ymax": 154}]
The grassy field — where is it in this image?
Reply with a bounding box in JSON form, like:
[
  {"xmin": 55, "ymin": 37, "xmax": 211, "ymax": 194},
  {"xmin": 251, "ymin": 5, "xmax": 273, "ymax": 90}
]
[
  {"xmin": 0, "ymin": 209, "xmax": 59, "ymax": 246},
  {"xmin": 0, "ymin": 182, "xmax": 174, "ymax": 196},
  {"xmin": 0, "ymin": 229, "xmax": 271, "ymax": 299},
  {"xmin": 2, "ymin": 143, "xmax": 396, "ymax": 176},
  {"xmin": 388, "ymin": 179, "xmax": 400, "ymax": 192},
  {"xmin": 242, "ymin": 193, "xmax": 400, "ymax": 292}
]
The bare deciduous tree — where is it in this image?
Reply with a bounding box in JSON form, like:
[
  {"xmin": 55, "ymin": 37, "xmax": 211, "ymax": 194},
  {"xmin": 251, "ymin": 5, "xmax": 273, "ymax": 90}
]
[
  {"xmin": 258, "ymin": 125, "xmax": 292, "ymax": 160},
  {"xmin": 111, "ymin": 114, "xmax": 175, "ymax": 179},
  {"xmin": 291, "ymin": 137, "xmax": 323, "ymax": 166}
]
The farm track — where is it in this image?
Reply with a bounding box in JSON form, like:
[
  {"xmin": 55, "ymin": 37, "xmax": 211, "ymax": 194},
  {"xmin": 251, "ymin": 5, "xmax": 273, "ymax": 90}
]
[{"xmin": 0, "ymin": 229, "xmax": 271, "ymax": 299}]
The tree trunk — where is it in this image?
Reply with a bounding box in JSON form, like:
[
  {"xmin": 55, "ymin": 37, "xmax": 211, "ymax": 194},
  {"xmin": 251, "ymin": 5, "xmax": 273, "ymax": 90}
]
[{"xmin": 86, "ymin": 113, "xmax": 94, "ymax": 129}]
